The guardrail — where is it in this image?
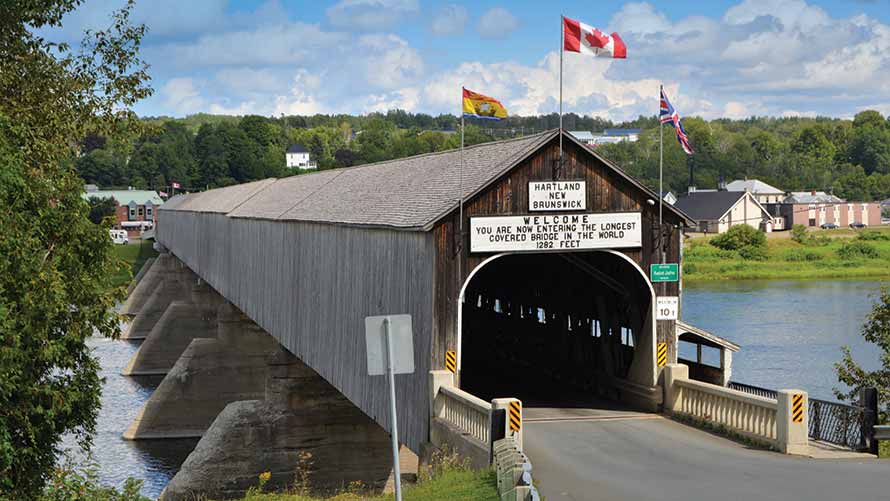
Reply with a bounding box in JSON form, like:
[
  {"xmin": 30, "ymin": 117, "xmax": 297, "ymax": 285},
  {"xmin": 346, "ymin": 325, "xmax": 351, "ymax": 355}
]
[
  {"xmin": 676, "ymin": 377, "xmax": 778, "ymax": 444},
  {"xmin": 875, "ymin": 425, "xmax": 890, "ymax": 441},
  {"xmin": 437, "ymin": 385, "xmax": 492, "ymax": 446},
  {"xmin": 493, "ymin": 436, "xmax": 540, "ymax": 501},
  {"xmin": 730, "ymin": 381, "xmax": 878, "ymax": 452}
]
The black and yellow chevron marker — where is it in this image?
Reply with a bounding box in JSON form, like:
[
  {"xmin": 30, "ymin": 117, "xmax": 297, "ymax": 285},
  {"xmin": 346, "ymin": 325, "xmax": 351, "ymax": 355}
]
[
  {"xmin": 508, "ymin": 400, "xmax": 522, "ymax": 433},
  {"xmin": 444, "ymin": 350, "xmax": 456, "ymax": 373},
  {"xmin": 792, "ymin": 393, "xmax": 804, "ymax": 423},
  {"xmin": 657, "ymin": 342, "xmax": 668, "ymax": 367}
]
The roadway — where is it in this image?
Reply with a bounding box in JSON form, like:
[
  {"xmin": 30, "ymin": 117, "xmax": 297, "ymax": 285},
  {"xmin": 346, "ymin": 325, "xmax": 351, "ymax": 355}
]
[{"xmin": 523, "ymin": 405, "xmax": 890, "ymax": 501}]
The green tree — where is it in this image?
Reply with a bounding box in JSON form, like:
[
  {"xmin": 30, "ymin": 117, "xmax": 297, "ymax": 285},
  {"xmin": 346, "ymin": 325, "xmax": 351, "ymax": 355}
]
[
  {"xmin": 0, "ymin": 0, "xmax": 150, "ymax": 496},
  {"xmin": 835, "ymin": 287, "xmax": 890, "ymax": 416},
  {"xmin": 86, "ymin": 196, "xmax": 117, "ymax": 224},
  {"xmin": 710, "ymin": 224, "xmax": 767, "ymax": 260},
  {"xmin": 847, "ymin": 126, "xmax": 890, "ymax": 175}
]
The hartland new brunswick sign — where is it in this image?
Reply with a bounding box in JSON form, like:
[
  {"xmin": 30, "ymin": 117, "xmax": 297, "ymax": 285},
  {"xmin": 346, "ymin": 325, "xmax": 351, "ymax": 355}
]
[
  {"xmin": 470, "ymin": 212, "xmax": 642, "ymax": 253},
  {"xmin": 528, "ymin": 181, "xmax": 586, "ymax": 211}
]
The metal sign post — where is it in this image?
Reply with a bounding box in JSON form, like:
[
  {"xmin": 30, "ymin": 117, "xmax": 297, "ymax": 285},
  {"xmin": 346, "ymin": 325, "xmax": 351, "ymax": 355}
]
[{"xmin": 365, "ymin": 314, "xmax": 414, "ymax": 501}]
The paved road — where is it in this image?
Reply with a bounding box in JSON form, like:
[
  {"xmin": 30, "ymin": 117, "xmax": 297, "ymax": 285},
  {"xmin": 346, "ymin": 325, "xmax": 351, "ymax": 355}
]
[{"xmin": 523, "ymin": 406, "xmax": 890, "ymax": 501}]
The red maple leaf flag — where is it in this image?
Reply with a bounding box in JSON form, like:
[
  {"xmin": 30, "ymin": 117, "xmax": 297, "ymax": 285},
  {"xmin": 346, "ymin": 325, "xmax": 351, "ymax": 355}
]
[{"xmin": 563, "ymin": 16, "xmax": 626, "ymax": 59}]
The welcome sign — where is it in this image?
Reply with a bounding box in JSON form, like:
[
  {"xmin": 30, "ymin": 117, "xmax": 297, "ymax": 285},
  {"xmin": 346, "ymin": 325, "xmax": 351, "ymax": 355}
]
[{"xmin": 469, "ymin": 212, "xmax": 642, "ymax": 253}]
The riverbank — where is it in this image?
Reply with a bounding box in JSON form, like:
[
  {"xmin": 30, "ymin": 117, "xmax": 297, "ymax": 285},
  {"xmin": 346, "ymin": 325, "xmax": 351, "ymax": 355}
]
[
  {"xmin": 110, "ymin": 239, "xmax": 158, "ymax": 288},
  {"xmin": 683, "ymin": 227, "xmax": 890, "ymax": 281}
]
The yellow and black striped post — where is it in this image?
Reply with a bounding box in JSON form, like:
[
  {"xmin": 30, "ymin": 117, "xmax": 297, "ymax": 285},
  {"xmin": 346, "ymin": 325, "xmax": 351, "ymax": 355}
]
[
  {"xmin": 444, "ymin": 350, "xmax": 457, "ymax": 373},
  {"xmin": 657, "ymin": 342, "xmax": 668, "ymax": 367},
  {"xmin": 508, "ymin": 400, "xmax": 522, "ymax": 433},
  {"xmin": 792, "ymin": 393, "xmax": 804, "ymax": 423}
]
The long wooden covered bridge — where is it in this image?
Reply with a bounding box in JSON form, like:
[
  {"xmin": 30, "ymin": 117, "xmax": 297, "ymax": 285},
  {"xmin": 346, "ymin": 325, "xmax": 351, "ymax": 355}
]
[{"xmin": 134, "ymin": 129, "xmax": 750, "ymax": 499}]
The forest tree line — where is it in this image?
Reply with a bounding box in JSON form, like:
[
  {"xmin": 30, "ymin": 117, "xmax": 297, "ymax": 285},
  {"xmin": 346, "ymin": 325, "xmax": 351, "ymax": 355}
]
[{"xmin": 75, "ymin": 109, "xmax": 890, "ymax": 202}]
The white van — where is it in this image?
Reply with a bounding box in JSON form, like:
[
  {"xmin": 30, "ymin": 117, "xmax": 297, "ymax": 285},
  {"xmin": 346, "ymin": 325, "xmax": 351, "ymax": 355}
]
[{"xmin": 109, "ymin": 229, "xmax": 129, "ymax": 245}]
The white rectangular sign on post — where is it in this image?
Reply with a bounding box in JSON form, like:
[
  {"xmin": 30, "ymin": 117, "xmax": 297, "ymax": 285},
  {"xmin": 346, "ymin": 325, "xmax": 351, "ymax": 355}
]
[
  {"xmin": 656, "ymin": 296, "xmax": 679, "ymax": 320},
  {"xmin": 469, "ymin": 212, "xmax": 642, "ymax": 253},
  {"xmin": 528, "ymin": 181, "xmax": 586, "ymax": 211},
  {"xmin": 365, "ymin": 314, "xmax": 414, "ymax": 376}
]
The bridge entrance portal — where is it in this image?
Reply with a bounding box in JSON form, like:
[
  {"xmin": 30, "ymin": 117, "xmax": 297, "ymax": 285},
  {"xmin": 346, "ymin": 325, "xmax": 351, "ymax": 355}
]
[{"xmin": 457, "ymin": 250, "xmax": 656, "ymax": 409}]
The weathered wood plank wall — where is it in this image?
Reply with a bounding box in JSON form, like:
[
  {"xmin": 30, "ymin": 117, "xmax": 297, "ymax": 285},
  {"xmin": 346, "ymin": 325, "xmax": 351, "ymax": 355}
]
[{"xmin": 158, "ymin": 213, "xmax": 434, "ymax": 453}]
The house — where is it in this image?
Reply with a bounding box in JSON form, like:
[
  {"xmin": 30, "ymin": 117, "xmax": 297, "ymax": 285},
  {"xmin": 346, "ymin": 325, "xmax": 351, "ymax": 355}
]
[
  {"xmin": 569, "ymin": 131, "xmax": 595, "ymax": 145},
  {"xmin": 674, "ymin": 190, "xmax": 773, "ymax": 233},
  {"xmin": 725, "ymin": 179, "xmax": 785, "ymax": 204},
  {"xmin": 286, "ymin": 144, "xmax": 317, "ymax": 169},
  {"xmin": 83, "ymin": 188, "xmax": 164, "ymax": 236},
  {"xmin": 765, "ymin": 190, "xmax": 881, "ymax": 229}
]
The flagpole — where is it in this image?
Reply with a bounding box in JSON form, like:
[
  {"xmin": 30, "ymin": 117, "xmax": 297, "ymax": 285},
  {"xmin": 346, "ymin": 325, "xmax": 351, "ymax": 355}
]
[
  {"xmin": 458, "ymin": 90, "xmax": 465, "ymax": 285},
  {"xmin": 558, "ymin": 15, "xmax": 564, "ymax": 180},
  {"xmin": 658, "ymin": 84, "xmax": 664, "ymax": 264}
]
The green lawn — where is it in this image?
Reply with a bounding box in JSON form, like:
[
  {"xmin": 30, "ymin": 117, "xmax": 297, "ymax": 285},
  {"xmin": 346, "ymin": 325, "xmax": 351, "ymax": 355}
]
[
  {"xmin": 110, "ymin": 240, "xmax": 158, "ymax": 288},
  {"xmin": 233, "ymin": 468, "xmax": 498, "ymax": 501},
  {"xmin": 684, "ymin": 226, "xmax": 890, "ymax": 281}
]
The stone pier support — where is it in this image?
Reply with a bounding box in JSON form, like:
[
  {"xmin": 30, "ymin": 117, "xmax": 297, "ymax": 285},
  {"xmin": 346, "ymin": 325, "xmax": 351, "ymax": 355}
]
[
  {"xmin": 120, "ymin": 254, "xmax": 164, "ymax": 317},
  {"xmin": 122, "ymin": 281, "xmax": 225, "ymax": 376},
  {"xmin": 159, "ymin": 347, "xmax": 394, "ymax": 501},
  {"xmin": 123, "ymin": 303, "xmax": 277, "ymax": 439},
  {"xmin": 121, "ymin": 255, "xmax": 195, "ymax": 340},
  {"xmin": 125, "ymin": 256, "xmax": 156, "ymax": 298}
]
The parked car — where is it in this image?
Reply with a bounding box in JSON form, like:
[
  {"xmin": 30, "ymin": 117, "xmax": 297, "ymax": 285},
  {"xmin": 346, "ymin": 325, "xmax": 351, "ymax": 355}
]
[
  {"xmin": 109, "ymin": 229, "xmax": 129, "ymax": 245},
  {"xmin": 849, "ymin": 222, "xmax": 866, "ymax": 229},
  {"xmin": 820, "ymin": 223, "xmax": 838, "ymax": 229}
]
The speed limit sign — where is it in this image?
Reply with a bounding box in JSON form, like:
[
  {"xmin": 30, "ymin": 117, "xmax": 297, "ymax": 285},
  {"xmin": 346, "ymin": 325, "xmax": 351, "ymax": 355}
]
[{"xmin": 656, "ymin": 296, "xmax": 679, "ymax": 320}]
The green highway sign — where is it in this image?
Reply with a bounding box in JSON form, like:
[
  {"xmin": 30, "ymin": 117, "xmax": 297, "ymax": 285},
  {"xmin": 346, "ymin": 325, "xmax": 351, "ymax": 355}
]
[{"xmin": 650, "ymin": 263, "xmax": 679, "ymax": 283}]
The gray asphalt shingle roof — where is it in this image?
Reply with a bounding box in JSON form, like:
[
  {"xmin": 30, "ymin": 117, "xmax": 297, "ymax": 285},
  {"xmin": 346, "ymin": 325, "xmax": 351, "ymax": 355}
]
[
  {"xmin": 161, "ymin": 129, "xmax": 693, "ymax": 230},
  {"xmin": 674, "ymin": 191, "xmax": 746, "ymax": 221}
]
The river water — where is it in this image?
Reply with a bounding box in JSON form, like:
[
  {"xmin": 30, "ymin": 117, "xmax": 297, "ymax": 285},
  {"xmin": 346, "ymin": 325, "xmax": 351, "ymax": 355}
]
[{"xmin": 67, "ymin": 279, "xmax": 886, "ymax": 497}]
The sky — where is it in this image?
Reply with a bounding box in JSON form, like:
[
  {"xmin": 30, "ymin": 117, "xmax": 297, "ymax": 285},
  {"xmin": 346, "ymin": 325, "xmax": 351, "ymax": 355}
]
[{"xmin": 44, "ymin": 0, "xmax": 890, "ymax": 121}]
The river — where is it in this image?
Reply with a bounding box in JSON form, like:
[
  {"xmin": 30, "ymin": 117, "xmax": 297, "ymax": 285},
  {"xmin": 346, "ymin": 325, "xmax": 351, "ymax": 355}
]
[{"xmin": 66, "ymin": 279, "xmax": 886, "ymax": 497}]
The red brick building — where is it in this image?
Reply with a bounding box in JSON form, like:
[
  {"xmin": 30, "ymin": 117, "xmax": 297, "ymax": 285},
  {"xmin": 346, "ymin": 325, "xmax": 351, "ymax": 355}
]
[
  {"xmin": 84, "ymin": 188, "xmax": 164, "ymax": 236},
  {"xmin": 766, "ymin": 191, "xmax": 881, "ymax": 229}
]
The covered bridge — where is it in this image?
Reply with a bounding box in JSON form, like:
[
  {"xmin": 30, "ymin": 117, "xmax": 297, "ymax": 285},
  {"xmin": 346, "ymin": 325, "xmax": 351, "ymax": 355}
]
[{"xmin": 157, "ymin": 129, "xmax": 696, "ymax": 454}]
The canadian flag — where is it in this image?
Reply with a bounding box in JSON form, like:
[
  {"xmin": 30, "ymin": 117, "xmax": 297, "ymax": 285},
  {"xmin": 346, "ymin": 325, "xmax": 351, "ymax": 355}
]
[
  {"xmin": 171, "ymin": 182, "xmax": 181, "ymax": 189},
  {"xmin": 563, "ymin": 16, "xmax": 626, "ymax": 59}
]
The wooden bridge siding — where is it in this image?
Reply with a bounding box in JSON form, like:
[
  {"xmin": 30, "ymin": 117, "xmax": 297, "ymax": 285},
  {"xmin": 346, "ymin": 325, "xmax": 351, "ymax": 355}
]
[
  {"xmin": 431, "ymin": 137, "xmax": 683, "ymax": 375},
  {"xmin": 157, "ymin": 212, "xmax": 435, "ymax": 453}
]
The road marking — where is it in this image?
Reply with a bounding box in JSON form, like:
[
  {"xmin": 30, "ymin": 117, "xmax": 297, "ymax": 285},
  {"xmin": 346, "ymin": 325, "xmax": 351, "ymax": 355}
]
[
  {"xmin": 444, "ymin": 350, "xmax": 456, "ymax": 373},
  {"xmin": 525, "ymin": 414, "xmax": 662, "ymax": 424},
  {"xmin": 509, "ymin": 401, "xmax": 522, "ymax": 432},
  {"xmin": 792, "ymin": 393, "xmax": 804, "ymax": 423},
  {"xmin": 657, "ymin": 342, "xmax": 668, "ymax": 366}
]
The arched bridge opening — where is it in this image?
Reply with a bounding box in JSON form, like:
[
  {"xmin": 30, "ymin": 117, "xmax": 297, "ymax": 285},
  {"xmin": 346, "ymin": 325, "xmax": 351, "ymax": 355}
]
[{"xmin": 458, "ymin": 250, "xmax": 655, "ymax": 410}]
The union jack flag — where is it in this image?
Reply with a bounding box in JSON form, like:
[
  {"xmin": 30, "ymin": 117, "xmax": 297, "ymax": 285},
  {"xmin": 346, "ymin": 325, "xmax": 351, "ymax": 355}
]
[{"xmin": 659, "ymin": 87, "xmax": 694, "ymax": 155}]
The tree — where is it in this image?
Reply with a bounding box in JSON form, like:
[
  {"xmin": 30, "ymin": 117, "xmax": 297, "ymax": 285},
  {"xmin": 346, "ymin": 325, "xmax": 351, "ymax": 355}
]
[
  {"xmin": 87, "ymin": 196, "xmax": 117, "ymax": 224},
  {"xmin": 835, "ymin": 287, "xmax": 890, "ymax": 417},
  {"xmin": 0, "ymin": 0, "xmax": 151, "ymax": 496}
]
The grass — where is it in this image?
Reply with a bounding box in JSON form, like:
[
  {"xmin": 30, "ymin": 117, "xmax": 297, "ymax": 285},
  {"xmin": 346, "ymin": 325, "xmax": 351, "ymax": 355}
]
[
  {"xmin": 235, "ymin": 468, "xmax": 499, "ymax": 501},
  {"xmin": 683, "ymin": 226, "xmax": 890, "ymax": 281},
  {"xmin": 110, "ymin": 239, "xmax": 158, "ymax": 288}
]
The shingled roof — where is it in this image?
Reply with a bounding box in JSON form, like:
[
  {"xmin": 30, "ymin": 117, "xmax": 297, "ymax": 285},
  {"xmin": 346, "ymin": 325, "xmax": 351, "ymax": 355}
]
[
  {"xmin": 674, "ymin": 191, "xmax": 747, "ymax": 221},
  {"xmin": 161, "ymin": 129, "xmax": 692, "ymax": 230}
]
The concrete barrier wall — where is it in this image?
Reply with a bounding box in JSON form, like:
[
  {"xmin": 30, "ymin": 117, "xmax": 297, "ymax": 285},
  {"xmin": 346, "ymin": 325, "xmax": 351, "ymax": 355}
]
[{"xmin": 664, "ymin": 364, "xmax": 808, "ymax": 454}]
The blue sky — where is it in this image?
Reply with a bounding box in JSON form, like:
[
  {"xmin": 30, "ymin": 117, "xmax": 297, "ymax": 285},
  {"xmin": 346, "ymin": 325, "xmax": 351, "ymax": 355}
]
[{"xmin": 49, "ymin": 0, "xmax": 890, "ymax": 120}]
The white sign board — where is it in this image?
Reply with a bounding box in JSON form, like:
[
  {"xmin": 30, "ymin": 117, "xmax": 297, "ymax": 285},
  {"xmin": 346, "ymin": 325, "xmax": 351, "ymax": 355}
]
[
  {"xmin": 365, "ymin": 314, "xmax": 415, "ymax": 376},
  {"xmin": 529, "ymin": 181, "xmax": 586, "ymax": 211},
  {"xmin": 656, "ymin": 296, "xmax": 679, "ymax": 320},
  {"xmin": 470, "ymin": 212, "xmax": 642, "ymax": 253}
]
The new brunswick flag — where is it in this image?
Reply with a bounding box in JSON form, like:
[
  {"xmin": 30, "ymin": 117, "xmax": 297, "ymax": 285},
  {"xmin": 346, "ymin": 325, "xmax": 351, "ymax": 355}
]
[{"xmin": 462, "ymin": 88, "xmax": 507, "ymax": 120}]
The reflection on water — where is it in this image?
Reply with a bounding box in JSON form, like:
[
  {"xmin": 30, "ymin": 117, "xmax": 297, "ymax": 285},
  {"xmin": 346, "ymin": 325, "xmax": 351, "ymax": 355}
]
[
  {"xmin": 61, "ymin": 335, "xmax": 197, "ymax": 499},
  {"xmin": 682, "ymin": 279, "xmax": 886, "ymax": 401}
]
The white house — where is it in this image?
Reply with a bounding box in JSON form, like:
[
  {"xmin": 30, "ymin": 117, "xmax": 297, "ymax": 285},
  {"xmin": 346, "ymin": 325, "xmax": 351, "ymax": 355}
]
[
  {"xmin": 286, "ymin": 144, "xmax": 316, "ymax": 169},
  {"xmin": 674, "ymin": 190, "xmax": 774, "ymax": 233}
]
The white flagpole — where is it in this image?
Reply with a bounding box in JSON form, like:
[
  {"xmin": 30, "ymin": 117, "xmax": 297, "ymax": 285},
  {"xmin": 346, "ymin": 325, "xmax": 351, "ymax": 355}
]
[
  {"xmin": 458, "ymin": 90, "xmax": 465, "ymax": 284},
  {"xmin": 558, "ymin": 15, "xmax": 564, "ymax": 179},
  {"xmin": 659, "ymin": 84, "xmax": 664, "ymax": 264}
]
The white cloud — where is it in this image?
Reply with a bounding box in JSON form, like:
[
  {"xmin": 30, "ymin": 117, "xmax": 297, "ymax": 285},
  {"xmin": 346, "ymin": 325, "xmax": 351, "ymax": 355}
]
[
  {"xmin": 326, "ymin": 0, "xmax": 419, "ymax": 31},
  {"xmin": 476, "ymin": 7, "xmax": 520, "ymax": 39},
  {"xmin": 431, "ymin": 4, "xmax": 468, "ymax": 36},
  {"xmin": 358, "ymin": 35, "xmax": 424, "ymax": 90},
  {"xmin": 161, "ymin": 78, "xmax": 206, "ymax": 115}
]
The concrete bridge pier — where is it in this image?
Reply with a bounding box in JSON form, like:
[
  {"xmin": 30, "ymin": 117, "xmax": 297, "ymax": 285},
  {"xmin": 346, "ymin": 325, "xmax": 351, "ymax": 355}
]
[
  {"xmin": 122, "ymin": 279, "xmax": 226, "ymax": 376},
  {"xmin": 124, "ymin": 302, "xmax": 277, "ymax": 439},
  {"xmin": 121, "ymin": 254, "xmax": 195, "ymax": 340},
  {"xmin": 125, "ymin": 256, "xmax": 156, "ymax": 298},
  {"xmin": 120, "ymin": 253, "xmax": 165, "ymax": 318},
  {"xmin": 159, "ymin": 347, "xmax": 397, "ymax": 500}
]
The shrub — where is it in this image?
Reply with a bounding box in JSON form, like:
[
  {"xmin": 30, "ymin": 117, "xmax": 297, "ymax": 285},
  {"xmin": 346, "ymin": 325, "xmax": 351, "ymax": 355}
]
[
  {"xmin": 837, "ymin": 240, "xmax": 880, "ymax": 259},
  {"xmin": 783, "ymin": 249, "xmax": 823, "ymax": 262},
  {"xmin": 858, "ymin": 231, "xmax": 890, "ymax": 241},
  {"xmin": 738, "ymin": 245, "xmax": 768, "ymax": 261},
  {"xmin": 710, "ymin": 225, "xmax": 767, "ymax": 260},
  {"xmin": 790, "ymin": 224, "xmax": 808, "ymax": 244}
]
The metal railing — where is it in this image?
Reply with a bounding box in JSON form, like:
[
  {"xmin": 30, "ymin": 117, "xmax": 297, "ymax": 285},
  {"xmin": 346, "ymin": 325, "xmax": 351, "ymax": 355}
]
[
  {"xmin": 437, "ymin": 385, "xmax": 492, "ymax": 446},
  {"xmin": 730, "ymin": 381, "xmax": 874, "ymax": 451}
]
